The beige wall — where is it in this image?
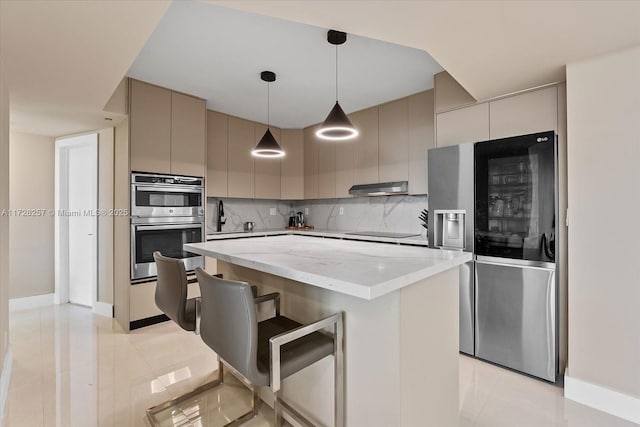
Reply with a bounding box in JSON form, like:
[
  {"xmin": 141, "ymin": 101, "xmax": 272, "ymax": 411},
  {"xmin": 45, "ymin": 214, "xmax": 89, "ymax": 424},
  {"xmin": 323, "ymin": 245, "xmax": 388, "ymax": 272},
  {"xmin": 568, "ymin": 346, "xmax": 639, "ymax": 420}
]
[
  {"xmin": 8, "ymin": 132, "xmax": 55, "ymax": 299},
  {"xmin": 566, "ymin": 46, "xmax": 640, "ymax": 399},
  {"xmin": 113, "ymin": 118, "xmax": 130, "ymax": 331},
  {"xmin": 1, "ymin": 51, "xmax": 10, "ymax": 382},
  {"xmin": 97, "ymin": 127, "xmax": 114, "ymax": 304}
]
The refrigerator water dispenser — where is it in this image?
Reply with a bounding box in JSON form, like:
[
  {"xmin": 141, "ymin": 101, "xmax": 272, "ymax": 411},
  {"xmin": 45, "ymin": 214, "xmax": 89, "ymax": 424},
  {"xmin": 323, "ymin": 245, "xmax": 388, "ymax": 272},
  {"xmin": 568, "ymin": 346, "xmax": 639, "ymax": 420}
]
[{"xmin": 434, "ymin": 210, "xmax": 466, "ymax": 250}]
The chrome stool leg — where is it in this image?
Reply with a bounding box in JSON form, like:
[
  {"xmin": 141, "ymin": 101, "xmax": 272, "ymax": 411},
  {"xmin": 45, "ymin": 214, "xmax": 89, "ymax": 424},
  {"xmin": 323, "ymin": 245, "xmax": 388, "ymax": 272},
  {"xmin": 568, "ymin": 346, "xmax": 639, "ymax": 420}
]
[
  {"xmin": 274, "ymin": 390, "xmax": 284, "ymax": 426},
  {"xmin": 269, "ymin": 312, "xmax": 345, "ymax": 427},
  {"xmin": 146, "ymin": 357, "xmax": 226, "ymax": 426},
  {"xmin": 335, "ymin": 313, "xmax": 344, "ymax": 427}
]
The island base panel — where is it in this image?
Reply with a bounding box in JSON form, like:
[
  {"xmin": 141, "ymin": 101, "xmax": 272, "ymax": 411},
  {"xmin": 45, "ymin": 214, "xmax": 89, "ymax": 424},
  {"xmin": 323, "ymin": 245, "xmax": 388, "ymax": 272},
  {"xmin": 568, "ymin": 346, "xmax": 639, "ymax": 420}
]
[{"xmin": 216, "ymin": 260, "xmax": 459, "ymax": 427}]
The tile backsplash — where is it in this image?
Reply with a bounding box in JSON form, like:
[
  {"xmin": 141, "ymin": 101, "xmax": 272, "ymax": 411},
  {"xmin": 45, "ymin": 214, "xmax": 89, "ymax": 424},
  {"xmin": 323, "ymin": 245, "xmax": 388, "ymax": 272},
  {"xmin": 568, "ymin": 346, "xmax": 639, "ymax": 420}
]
[
  {"xmin": 207, "ymin": 195, "xmax": 428, "ymax": 239},
  {"xmin": 207, "ymin": 198, "xmax": 295, "ymax": 234},
  {"xmin": 297, "ymin": 195, "xmax": 428, "ymax": 238}
]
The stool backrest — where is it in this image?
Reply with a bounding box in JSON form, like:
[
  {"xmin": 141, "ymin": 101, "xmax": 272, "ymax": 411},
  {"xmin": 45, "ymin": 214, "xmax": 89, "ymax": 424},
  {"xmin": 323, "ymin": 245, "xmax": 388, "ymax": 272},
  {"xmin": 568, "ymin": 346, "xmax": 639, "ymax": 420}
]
[
  {"xmin": 195, "ymin": 268, "xmax": 268, "ymax": 386},
  {"xmin": 153, "ymin": 251, "xmax": 191, "ymax": 330}
]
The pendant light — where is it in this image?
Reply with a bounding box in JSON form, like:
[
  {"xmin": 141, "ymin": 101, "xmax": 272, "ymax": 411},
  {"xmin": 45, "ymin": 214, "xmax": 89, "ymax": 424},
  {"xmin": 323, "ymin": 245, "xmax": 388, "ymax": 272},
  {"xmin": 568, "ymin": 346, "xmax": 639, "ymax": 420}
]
[
  {"xmin": 316, "ymin": 30, "xmax": 359, "ymax": 141},
  {"xmin": 252, "ymin": 71, "xmax": 285, "ymax": 158}
]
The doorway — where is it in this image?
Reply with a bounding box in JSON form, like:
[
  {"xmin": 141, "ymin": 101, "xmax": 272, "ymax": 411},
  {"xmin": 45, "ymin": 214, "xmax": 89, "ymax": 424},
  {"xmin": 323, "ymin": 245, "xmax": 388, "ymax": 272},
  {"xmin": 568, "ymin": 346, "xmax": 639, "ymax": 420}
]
[{"xmin": 54, "ymin": 133, "xmax": 98, "ymax": 307}]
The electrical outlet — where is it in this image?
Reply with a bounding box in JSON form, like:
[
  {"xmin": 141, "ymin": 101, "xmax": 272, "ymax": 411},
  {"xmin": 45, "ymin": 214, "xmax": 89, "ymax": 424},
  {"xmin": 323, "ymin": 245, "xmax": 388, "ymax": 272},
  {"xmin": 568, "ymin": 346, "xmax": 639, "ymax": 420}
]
[
  {"xmin": 339, "ymin": 207, "xmax": 344, "ymax": 215},
  {"xmin": 269, "ymin": 208, "xmax": 276, "ymax": 216},
  {"xmin": 304, "ymin": 208, "xmax": 309, "ymax": 215}
]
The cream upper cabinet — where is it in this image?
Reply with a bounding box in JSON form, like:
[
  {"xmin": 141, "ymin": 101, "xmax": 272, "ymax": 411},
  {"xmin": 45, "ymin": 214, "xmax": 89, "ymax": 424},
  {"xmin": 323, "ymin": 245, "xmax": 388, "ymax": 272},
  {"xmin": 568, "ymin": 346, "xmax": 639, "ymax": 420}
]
[
  {"xmin": 408, "ymin": 90, "xmax": 434, "ymax": 195},
  {"xmin": 254, "ymin": 125, "xmax": 281, "ymax": 199},
  {"xmin": 489, "ymin": 86, "xmax": 558, "ymax": 139},
  {"xmin": 227, "ymin": 116, "xmax": 255, "ymax": 198},
  {"xmin": 436, "ymin": 103, "xmax": 489, "ymax": 147},
  {"xmin": 280, "ymin": 129, "xmax": 304, "ymax": 200},
  {"xmin": 379, "ymin": 98, "xmax": 409, "ymax": 183},
  {"xmin": 171, "ymin": 92, "xmax": 206, "ymax": 177},
  {"xmin": 130, "ymin": 80, "xmax": 206, "ymax": 177},
  {"xmin": 318, "ymin": 137, "xmax": 336, "ymax": 199},
  {"xmin": 303, "ymin": 126, "xmax": 319, "ymax": 199},
  {"xmin": 335, "ymin": 139, "xmax": 354, "ymax": 198},
  {"xmin": 351, "ymin": 107, "xmax": 379, "ymax": 184},
  {"xmin": 129, "ymin": 80, "xmax": 171, "ymax": 174},
  {"xmin": 207, "ymin": 110, "xmax": 228, "ymax": 197}
]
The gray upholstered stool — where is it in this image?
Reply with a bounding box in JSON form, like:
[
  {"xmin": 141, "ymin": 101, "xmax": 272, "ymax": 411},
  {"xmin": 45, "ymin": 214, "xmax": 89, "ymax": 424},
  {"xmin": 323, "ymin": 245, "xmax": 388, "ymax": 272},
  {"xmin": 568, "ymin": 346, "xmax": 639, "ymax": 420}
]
[
  {"xmin": 196, "ymin": 267, "xmax": 344, "ymax": 427},
  {"xmin": 147, "ymin": 251, "xmax": 260, "ymax": 426}
]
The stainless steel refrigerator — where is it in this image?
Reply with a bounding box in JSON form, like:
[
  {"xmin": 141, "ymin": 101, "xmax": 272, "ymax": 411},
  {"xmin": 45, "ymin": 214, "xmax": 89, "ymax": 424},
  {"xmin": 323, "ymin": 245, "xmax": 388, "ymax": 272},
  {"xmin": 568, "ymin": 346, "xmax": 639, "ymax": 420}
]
[
  {"xmin": 428, "ymin": 131, "xmax": 559, "ymax": 382},
  {"xmin": 428, "ymin": 142, "xmax": 475, "ymax": 355}
]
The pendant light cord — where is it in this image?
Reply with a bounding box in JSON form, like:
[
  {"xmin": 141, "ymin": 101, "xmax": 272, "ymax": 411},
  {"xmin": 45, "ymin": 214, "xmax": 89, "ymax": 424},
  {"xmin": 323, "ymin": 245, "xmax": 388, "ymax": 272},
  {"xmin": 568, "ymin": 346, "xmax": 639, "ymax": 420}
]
[
  {"xmin": 267, "ymin": 80, "xmax": 270, "ymax": 127},
  {"xmin": 335, "ymin": 44, "xmax": 338, "ymax": 102}
]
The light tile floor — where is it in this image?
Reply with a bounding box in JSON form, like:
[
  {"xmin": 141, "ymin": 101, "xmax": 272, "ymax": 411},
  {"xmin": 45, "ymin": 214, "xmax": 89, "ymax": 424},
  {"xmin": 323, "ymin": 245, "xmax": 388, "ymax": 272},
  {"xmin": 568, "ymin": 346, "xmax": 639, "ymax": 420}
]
[{"xmin": 2, "ymin": 304, "xmax": 638, "ymax": 427}]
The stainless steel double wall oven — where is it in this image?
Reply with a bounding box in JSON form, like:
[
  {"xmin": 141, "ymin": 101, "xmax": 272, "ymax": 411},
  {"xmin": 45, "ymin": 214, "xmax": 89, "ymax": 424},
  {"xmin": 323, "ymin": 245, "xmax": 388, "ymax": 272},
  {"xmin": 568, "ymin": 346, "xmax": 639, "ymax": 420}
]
[{"xmin": 130, "ymin": 172, "xmax": 205, "ymax": 281}]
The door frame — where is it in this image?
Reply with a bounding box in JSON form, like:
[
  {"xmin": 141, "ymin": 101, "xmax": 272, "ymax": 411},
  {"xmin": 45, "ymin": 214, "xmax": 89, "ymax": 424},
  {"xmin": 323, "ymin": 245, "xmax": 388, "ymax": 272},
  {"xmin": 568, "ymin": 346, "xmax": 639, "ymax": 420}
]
[{"xmin": 54, "ymin": 132, "xmax": 98, "ymax": 307}]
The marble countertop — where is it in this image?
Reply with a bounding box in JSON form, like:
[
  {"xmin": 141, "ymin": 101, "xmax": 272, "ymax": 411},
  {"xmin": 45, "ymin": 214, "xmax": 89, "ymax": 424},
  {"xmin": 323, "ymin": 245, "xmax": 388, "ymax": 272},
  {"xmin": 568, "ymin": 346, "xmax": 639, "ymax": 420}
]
[
  {"xmin": 187, "ymin": 235, "xmax": 470, "ymax": 300},
  {"xmin": 207, "ymin": 228, "xmax": 430, "ymax": 246}
]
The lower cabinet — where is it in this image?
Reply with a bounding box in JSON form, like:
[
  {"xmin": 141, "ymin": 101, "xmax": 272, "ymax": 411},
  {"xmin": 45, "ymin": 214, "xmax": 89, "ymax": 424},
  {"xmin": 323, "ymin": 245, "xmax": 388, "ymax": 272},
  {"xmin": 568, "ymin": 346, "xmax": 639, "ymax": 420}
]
[{"xmin": 129, "ymin": 280, "xmax": 201, "ymax": 324}]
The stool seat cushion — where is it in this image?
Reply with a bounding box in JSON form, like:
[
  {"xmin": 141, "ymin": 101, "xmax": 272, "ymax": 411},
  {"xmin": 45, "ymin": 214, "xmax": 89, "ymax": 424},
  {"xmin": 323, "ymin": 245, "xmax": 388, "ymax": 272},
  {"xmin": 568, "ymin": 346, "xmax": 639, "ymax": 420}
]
[{"xmin": 257, "ymin": 315, "xmax": 335, "ymax": 383}]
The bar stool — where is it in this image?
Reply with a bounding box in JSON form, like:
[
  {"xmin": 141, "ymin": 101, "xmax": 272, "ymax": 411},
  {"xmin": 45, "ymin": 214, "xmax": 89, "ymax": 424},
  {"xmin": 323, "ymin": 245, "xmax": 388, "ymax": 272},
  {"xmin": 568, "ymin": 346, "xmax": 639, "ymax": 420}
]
[
  {"xmin": 195, "ymin": 267, "xmax": 344, "ymax": 427},
  {"xmin": 153, "ymin": 251, "xmax": 258, "ymax": 334},
  {"xmin": 147, "ymin": 251, "xmax": 261, "ymax": 426}
]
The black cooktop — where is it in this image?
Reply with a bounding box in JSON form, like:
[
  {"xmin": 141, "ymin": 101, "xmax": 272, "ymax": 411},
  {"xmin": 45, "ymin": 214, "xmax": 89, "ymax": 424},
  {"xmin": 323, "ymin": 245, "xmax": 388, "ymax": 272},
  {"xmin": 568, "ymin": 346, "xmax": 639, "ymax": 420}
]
[{"xmin": 344, "ymin": 231, "xmax": 421, "ymax": 238}]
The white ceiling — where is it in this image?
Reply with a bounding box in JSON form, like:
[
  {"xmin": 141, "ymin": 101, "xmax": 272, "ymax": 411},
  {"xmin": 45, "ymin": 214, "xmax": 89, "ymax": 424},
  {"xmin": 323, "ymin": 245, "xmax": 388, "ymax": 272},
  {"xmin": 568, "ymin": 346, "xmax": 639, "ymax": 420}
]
[
  {"xmin": 0, "ymin": 0, "xmax": 171, "ymax": 137},
  {"xmin": 214, "ymin": 1, "xmax": 640, "ymax": 101},
  {"xmin": 2, "ymin": 1, "xmax": 640, "ymax": 137},
  {"xmin": 126, "ymin": 1, "xmax": 442, "ymax": 129}
]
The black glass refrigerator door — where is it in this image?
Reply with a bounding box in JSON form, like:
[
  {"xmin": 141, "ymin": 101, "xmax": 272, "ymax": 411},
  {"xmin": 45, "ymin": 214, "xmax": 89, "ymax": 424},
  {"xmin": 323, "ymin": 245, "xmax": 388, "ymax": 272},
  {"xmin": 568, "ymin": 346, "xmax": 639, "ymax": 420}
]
[{"xmin": 475, "ymin": 131, "xmax": 556, "ymax": 262}]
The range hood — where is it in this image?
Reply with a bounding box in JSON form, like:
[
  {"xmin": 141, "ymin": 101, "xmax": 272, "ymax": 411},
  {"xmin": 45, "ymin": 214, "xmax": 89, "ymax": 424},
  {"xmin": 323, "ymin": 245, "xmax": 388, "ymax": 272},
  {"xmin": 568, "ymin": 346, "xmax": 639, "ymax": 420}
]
[{"xmin": 348, "ymin": 181, "xmax": 408, "ymax": 196}]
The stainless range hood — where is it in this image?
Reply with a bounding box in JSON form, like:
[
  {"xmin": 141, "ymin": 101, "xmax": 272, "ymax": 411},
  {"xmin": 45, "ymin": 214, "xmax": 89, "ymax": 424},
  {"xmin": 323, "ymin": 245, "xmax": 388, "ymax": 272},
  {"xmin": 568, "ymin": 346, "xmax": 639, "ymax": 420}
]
[{"xmin": 348, "ymin": 181, "xmax": 408, "ymax": 196}]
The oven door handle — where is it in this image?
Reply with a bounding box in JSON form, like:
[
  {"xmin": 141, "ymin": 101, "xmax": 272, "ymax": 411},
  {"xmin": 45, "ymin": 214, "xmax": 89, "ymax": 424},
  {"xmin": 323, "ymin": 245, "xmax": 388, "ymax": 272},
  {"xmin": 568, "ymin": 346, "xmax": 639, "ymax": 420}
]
[
  {"xmin": 136, "ymin": 224, "xmax": 202, "ymax": 231},
  {"xmin": 134, "ymin": 186, "xmax": 202, "ymax": 193}
]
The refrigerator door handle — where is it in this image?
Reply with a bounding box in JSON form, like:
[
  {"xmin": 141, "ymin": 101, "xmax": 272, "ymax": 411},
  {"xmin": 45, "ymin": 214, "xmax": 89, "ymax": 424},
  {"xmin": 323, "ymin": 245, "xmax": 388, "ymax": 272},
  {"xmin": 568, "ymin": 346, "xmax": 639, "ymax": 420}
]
[{"xmin": 476, "ymin": 255, "xmax": 555, "ymax": 270}]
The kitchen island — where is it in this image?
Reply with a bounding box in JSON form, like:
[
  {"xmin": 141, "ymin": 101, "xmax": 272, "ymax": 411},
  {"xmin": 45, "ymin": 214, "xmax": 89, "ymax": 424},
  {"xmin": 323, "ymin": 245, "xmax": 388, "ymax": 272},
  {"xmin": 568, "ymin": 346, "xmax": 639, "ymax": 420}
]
[{"xmin": 185, "ymin": 234, "xmax": 471, "ymax": 427}]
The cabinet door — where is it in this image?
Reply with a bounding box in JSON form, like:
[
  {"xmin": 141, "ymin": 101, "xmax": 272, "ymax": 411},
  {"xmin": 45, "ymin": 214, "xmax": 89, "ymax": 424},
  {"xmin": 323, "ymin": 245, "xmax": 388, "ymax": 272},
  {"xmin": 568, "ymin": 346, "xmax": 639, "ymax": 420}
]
[
  {"xmin": 408, "ymin": 90, "xmax": 434, "ymax": 195},
  {"xmin": 171, "ymin": 92, "xmax": 206, "ymax": 177},
  {"xmin": 280, "ymin": 129, "xmax": 304, "ymax": 200},
  {"xmin": 351, "ymin": 107, "xmax": 379, "ymax": 184},
  {"xmin": 206, "ymin": 110, "xmax": 228, "ymax": 197},
  {"xmin": 318, "ymin": 137, "xmax": 336, "ymax": 199},
  {"xmin": 254, "ymin": 125, "xmax": 281, "ymax": 199},
  {"xmin": 129, "ymin": 80, "xmax": 171, "ymax": 173},
  {"xmin": 379, "ymin": 98, "xmax": 409, "ymax": 183},
  {"xmin": 436, "ymin": 103, "xmax": 489, "ymax": 147},
  {"xmin": 489, "ymin": 86, "xmax": 558, "ymax": 139},
  {"xmin": 335, "ymin": 138, "xmax": 354, "ymax": 198},
  {"xmin": 227, "ymin": 117, "xmax": 254, "ymax": 198},
  {"xmin": 303, "ymin": 126, "xmax": 319, "ymax": 199}
]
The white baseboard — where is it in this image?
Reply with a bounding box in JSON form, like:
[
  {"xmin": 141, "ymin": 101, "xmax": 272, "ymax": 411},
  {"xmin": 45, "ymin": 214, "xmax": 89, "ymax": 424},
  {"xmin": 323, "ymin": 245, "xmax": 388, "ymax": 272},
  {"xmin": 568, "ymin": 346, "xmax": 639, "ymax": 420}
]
[
  {"xmin": 565, "ymin": 374, "xmax": 640, "ymax": 424},
  {"xmin": 92, "ymin": 301, "xmax": 113, "ymax": 318},
  {"xmin": 0, "ymin": 346, "xmax": 13, "ymax": 426},
  {"xmin": 9, "ymin": 293, "xmax": 54, "ymax": 312}
]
